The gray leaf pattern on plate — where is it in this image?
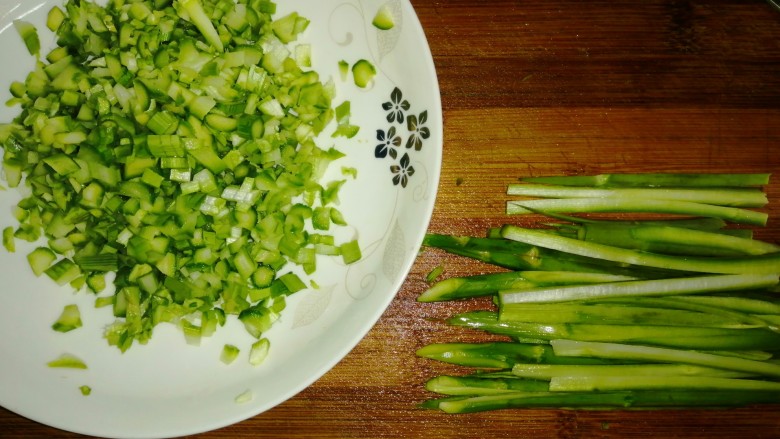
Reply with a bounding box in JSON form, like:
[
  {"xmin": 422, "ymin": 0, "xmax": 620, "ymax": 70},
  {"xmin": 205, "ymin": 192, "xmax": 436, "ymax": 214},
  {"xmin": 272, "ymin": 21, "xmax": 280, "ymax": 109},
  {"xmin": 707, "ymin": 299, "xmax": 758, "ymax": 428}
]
[
  {"xmin": 376, "ymin": 0, "xmax": 404, "ymax": 60},
  {"xmin": 382, "ymin": 219, "xmax": 406, "ymax": 282},
  {"xmin": 292, "ymin": 284, "xmax": 335, "ymax": 328}
]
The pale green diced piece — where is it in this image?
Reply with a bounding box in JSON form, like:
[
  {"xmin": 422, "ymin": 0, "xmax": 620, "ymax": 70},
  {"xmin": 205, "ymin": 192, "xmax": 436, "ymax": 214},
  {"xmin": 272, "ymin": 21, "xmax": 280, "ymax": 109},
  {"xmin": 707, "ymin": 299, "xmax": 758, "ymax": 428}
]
[{"xmin": 372, "ymin": 5, "xmax": 395, "ymax": 30}]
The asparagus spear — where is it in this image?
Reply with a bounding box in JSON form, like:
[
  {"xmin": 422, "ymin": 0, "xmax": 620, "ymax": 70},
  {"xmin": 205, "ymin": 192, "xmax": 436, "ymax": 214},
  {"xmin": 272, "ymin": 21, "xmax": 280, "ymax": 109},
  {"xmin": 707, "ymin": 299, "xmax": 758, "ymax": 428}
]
[
  {"xmin": 507, "ymin": 184, "xmax": 768, "ymax": 207},
  {"xmin": 558, "ymin": 222, "xmax": 779, "ymax": 256},
  {"xmin": 500, "ymin": 225, "xmax": 780, "ymax": 274},
  {"xmin": 585, "ymin": 296, "xmax": 775, "ymax": 330},
  {"xmin": 498, "ymin": 273, "xmax": 779, "ymax": 304},
  {"xmin": 550, "ymin": 375, "xmax": 780, "ymax": 392},
  {"xmin": 449, "ymin": 311, "xmax": 780, "ymax": 350},
  {"xmin": 416, "ymin": 342, "xmax": 618, "ymax": 368},
  {"xmin": 418, "ymin": 270, "xmax": 636, "ymax": 302},
  {"xmin": 498, "ymin": 302, "xmax": 762, "ymax": 328},
  {"xmin": 422, "ymin": 233, "xmax": 675, "ymax": 277},
  {"xmin": 422, "ymin": 390, "xmax": 780, "ymax": 413},
  {"xmin": 511, "ymin": 363, "xmax": 754, "ymax": 380},
  {"xmin": 668, "ymin": 295, "xmax": 780, "ymax": 315},
  {"xmin": 520, "ymin": 173, "xmax": 771, "ymax": 188},
  {"xmin": 544, "ymin": 216, "xmax": 755, "ymax": 241},
  {"xmin": 425, "ymin": 375, "xmax": 549, "ymax": 395},
  {"xmin": 506, "ymin": 198, "xmax": 768, "ymax": 226},
  {"xmin": 550, "ymin": 339, "xmax": 780, "ymax": 378}
]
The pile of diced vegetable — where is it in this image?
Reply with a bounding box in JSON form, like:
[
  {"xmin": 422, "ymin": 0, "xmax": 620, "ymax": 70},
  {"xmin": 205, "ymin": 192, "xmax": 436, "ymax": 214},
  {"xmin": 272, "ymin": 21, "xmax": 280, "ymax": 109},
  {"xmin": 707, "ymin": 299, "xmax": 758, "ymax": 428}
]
[
  {"xmin": 417, "ymin": 173, "xmax": 780, "ymax": 412},
  {"xmin": 0, "ymin": 0, "xmax": 362, "ymax": 361}
]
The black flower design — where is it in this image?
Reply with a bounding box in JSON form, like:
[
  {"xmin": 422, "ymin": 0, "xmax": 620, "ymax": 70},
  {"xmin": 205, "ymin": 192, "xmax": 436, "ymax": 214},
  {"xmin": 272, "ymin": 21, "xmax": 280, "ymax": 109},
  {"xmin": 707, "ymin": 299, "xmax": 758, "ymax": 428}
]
[
  {"xmin": 381, "ymin": 87, "xmax": 410, "ymax": 124},
  {"xmin": 390, "ymin": 153, "xmax": 415, "ymax": 188},
  {"xmin": 405, "ymin": 110, "xmax": 430, "ymax": 151},
  {"xmin": 375, "ymin": 87, "xmax": 429, "ymax": 188},
  {"xmin": 375, "ymin": 126, "xmax": 402, "ymax": 159}
]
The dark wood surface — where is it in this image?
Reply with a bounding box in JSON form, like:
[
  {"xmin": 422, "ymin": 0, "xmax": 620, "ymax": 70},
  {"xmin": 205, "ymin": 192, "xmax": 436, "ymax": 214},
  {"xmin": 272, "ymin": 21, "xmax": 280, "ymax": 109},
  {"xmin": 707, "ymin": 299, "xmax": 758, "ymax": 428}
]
[{"xmin": 3, "ymin": 0, "xmax": 780, "ymax": 437}]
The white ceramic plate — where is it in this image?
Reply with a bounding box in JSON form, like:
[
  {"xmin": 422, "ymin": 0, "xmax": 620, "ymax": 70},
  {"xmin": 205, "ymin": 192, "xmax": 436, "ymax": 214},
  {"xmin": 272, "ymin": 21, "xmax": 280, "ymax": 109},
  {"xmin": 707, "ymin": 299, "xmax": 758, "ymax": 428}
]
[{"xmin": 0, "ymin": 1, "xmax": 441, "ymax": 437}]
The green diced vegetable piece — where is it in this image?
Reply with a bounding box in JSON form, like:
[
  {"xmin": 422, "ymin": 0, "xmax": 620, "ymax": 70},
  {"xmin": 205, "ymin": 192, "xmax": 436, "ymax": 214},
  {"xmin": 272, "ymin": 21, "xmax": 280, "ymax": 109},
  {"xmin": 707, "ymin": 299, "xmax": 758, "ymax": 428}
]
[
  {"xmin": 332, "ymin": 123, "xmax": 360, "ymax": 138},
  {"xmin": 141, "ymin": 169, "xmax": 165, "ymax": 188},
  {"xmin": 43, "ymin": 154, "xmax": 80, "ymax": 176},
  {"xmin": 45, "ymin": 258, "xmax": 82, "ymax": 286},
  {"xmin": 2, "ymin": 226, "xmax": 15, "ymax": 252},
  {"xmin": 47, "ymin": 353, "xmax": 87, "ymax": 369},
  {"xmin": 352, "ymin": 60, "xmax": 376, "ymax": 88},
  {"xmin": 249, "ymin": 338, "xmax": 270, "ymax": 366},
  {"xmin": 86, "ymin": 273, "xmax": 106, "ymax": 294},
  {"xmin": 13, "ymin": 20, "xmax": 40, "ymax": 57},
  {"xmin": 338, "ymin": 60, "xmax": 349, "ymax": 81},
  {"xmin": 238, "ymin": 305, "xmax": 278, "ymax": 338},
  {"xmin": 221, "ymin": 344, "xmax": 240, "ymax": 364},
  {"xmin": 79, "ymin": 385, "xmax": 92, "ymax": 396},
  {"xmin": 372, "ymin": 5, "xmax": 395, "ymax": 30},
  {"xmin": 312, "ymin": 207, "xmax": 331, "ymax": 230},
  {"xmin": 177, "ymin": 0, "xmax": 224, "ymax": 51},
  {"xmin": 252, "ymin": 265, "xmax": 275, "ymax": 288},
  {"xmin": 342, "ymin": 167, "xmax": 358, "ymax": 179},
  {"xmin": 271, "ymin": 12, "xmax": 309, "ymax": 43},
  {"xmin": 47, "ymin": 6, "xmax": 66, "ymax": 32},
  {"xmin": 426, "ymin": 265, "xmax": 444, "ymax": 283},
  {"xmin": 52, "ymin": 304, "xmax": 83, "ymax": 333},
  {"xmin": 340, "ymin": 239, "xmax": 361, "ymax": 264},
  {"xmin": 235, "ymin": 389, "xmax": 253, "ymax": 403},
  {"xmin": 278, "ymin": 272, "xmax": 306, "ymax": 294},
  {"xmin": 27, "ymin": 247, "xmax": 57, "ymax": 277},
  {"xmin": 74, "ymin": 253, "xmax": 118, "ymax": 272}
]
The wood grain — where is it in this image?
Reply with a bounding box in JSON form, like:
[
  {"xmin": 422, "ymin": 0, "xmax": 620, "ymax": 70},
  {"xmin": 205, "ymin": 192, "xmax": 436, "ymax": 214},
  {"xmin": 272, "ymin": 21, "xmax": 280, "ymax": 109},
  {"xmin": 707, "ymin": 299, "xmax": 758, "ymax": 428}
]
[{"xmin": 3, "ymin": 0, "xmax": 780, "ymax": 437}]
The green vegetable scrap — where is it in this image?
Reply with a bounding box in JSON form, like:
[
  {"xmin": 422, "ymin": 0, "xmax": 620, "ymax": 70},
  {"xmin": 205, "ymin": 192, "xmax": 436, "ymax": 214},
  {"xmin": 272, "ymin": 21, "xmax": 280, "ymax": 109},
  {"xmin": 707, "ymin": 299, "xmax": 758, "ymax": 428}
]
[
  {"xmin": 47, "ymin": 353, "xmax": 87, "ymax": 369},
  {"xmin": 351, "ymin": 59, "xmax": 376, "ymax": 88},
  {"xmin": 52, "ymin": 304, "xmax": 83, "ymax": 332},
  {"xmin": 220, "ymin": 344, "xmax": 240, "ymax": 364},
  {"xmin": 235, "ymin": 389, "xmax": 253, "ymax": 403},
  {"xmin": 425, "ymin": 264, "xmax": 444, "ymax": 283},
  {"xmin": 372, "ymin": 5, "xmax": 395, "ymax": 30},
  {"xmin": 13, "ymin": 20, "xmax": 40, "ymax": 57},
  {"xmin": 417, "ymin": 173, "xmax": 780, "ymax": 412},
  {"xmin": 0, "ymin": 0, "xmax": 362, "ymax": 354}
]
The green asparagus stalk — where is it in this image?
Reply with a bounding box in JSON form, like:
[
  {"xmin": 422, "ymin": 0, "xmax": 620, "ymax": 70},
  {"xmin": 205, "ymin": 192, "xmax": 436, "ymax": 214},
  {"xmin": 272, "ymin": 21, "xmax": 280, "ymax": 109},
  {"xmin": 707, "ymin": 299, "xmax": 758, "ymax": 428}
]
[
  {"xmin": 499, "ymin": 302, "xmax": 761, "ymax": 328},
  {"xmin": 558, "ymin": 223, "xmax": 779, "ymax": 256},
  {"xmin": 500, "ymin": 225, "xmax": 780, "ymax": 274},
  {"xmin": 507, "ymin": 184, "xmax": 768, "ymax": 207},
  {"xmin": 520, "ymin": 173, "xmax": 771, "ymax": 188},
  {"xmin": 422, "ymin": 390, "xmax": 780, "ymax": 413},
  {"xmin": 550, "ymin": 339, "xmax": 780, "ymax": 378},
  {"xmin": 416, "ymin": 342, "xmax": 618, "ymax": 368},
  {"xmin": 511, "ymin": 363, "xmax": 754, "ymax": 380},
  {"xmin": 506, "ymin": 198, "xmax": 768, "ymax": 226},
  {"xmin": 668, "ymin": 295, "xmax": 780, "ymax": 315},
  {"xmin": 449, "ymin": 311, "xmax": 780, "ymax": 350},
  {"xmin": 549, "ymin": 216, "xmax": 755, "ymax": 241},
  {"xmin": 422, "ymin": 233, "xmax": 676, "ymax": 278},
  {"xmin": 586, "ymin": 296, "xmax": 775, "ymax": 330},
  {"xmin": 498, "ymin": 274, "xmax": 779, "ymax": 305},
  {"xmin": 425, "ymin": 375, "xmax": 549, "ymax": 396},
  {"xmin": 549, "ymin": 375, "xmax": 780, "ymax": 392},
  {"xmin": 544, "ymin": 216, "xmax": 731, "ymax": 230},
  {"xmin": 418, "ymin": 270, "xmax": 636, "ymax": 302}
]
